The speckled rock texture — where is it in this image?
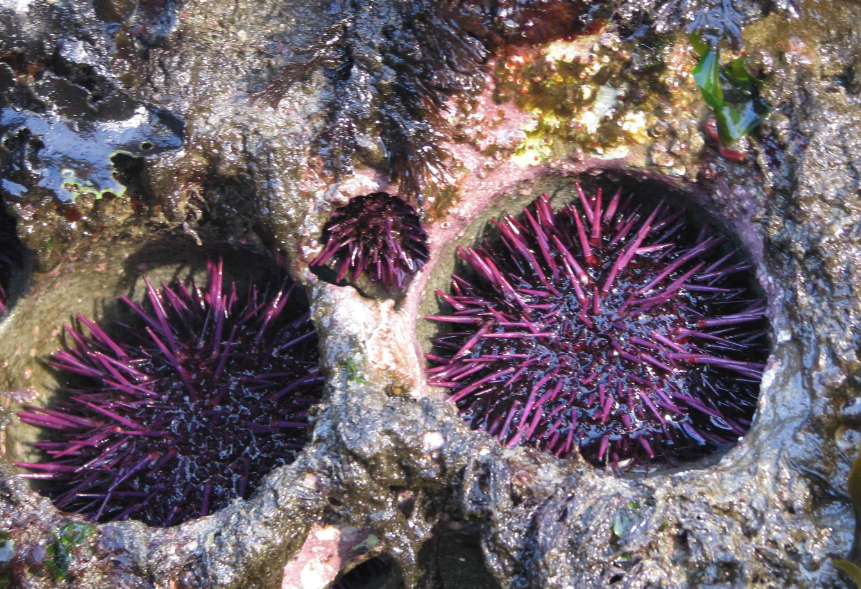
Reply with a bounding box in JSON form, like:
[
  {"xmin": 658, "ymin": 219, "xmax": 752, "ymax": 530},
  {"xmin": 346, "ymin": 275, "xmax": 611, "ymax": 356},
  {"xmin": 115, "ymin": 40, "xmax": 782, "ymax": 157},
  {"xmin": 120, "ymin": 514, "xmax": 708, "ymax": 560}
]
[{"xmin": 0, "ymin": 0, "xmax": 860, "ymax": 587}]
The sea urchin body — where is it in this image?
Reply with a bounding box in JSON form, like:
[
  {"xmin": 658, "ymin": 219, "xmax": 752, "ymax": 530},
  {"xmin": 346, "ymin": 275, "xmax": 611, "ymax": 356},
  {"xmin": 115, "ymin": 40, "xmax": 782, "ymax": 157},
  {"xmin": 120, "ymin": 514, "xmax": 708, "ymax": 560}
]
[
  {"xmin": 15, "ymin": 259, "xmax": 322, "ymax": 526},
  {"xmin": 311, "ymin": 192, "xmax": 429, "ymax": 292},
  {"xmin": 426, "ymin": 186, "xmax": 768, "ymax": 467}
]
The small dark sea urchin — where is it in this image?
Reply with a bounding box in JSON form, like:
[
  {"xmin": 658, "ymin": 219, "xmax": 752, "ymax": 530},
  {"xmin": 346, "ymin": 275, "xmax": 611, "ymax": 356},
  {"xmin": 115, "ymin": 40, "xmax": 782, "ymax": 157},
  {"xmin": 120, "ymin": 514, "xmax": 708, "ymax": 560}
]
[
  {"xmin": 426, "ymin": 186, "xmax": 768, "ymax": 467},
  {"xmin": 15, "ymin": 260, "xmax": 322, "ymax": 526},
  {"xmin": 311, "ymin": 192, "xmax": 429, "ymax": 292}
]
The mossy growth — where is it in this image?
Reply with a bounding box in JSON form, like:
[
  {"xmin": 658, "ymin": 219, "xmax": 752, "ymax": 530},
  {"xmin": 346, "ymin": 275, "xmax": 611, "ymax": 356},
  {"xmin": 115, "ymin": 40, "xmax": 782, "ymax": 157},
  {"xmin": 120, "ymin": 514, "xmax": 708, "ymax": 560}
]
[{"xmin": 491, "ymin": 29, "xmax": 697, "ymax": 165}]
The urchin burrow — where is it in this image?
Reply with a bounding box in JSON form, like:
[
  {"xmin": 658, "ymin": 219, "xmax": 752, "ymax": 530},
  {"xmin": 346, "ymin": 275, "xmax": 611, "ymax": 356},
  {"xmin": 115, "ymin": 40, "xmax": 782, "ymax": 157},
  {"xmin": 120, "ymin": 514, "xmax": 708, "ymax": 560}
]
[
  {"xmin": 14, "ymin": 258, "xmax": 322, "ymax": 527},
  {"xmin": 425, "ymin": 182, "xmax": 768, "ymax": 469}
]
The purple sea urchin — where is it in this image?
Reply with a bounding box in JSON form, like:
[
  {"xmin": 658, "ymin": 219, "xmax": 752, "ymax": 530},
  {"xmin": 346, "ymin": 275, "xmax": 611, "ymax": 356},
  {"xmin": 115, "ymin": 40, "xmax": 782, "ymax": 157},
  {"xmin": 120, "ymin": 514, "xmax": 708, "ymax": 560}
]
[
  {"xmin": 15, "ymin": 259, "xmax": 322, "ymax": 526},
  {"xmin": 426, "ymin": 185, "xmax": 768, "ymax": 467},
  {"xmin": 311, "ymin": 192, "xmax": 429, "ymax": 292}
]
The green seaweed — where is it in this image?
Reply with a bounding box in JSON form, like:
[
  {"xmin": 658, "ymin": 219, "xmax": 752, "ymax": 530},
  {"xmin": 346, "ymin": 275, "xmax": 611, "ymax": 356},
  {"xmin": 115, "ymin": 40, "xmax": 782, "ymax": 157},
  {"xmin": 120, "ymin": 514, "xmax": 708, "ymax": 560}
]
[
  {"xmin": 724, "ymin": 57, "xmax": 763, "ymax": 87},
  {"xmin": 612, "ymin": 502, "xmax": 640, "ymax": 539},
  {"xmin": 836, "ymin": 444, "xmax": 861, "ymax": 586},
  {"xmin": 715, "ymin": 101, "xmax": 769, "ymax": 144},
  {"xmin": 690, "ymin": 34, "xmax": 769, "ymax": 144},
  {"xmin": 44, "ymin": 522, "xmax": 96, "ymax": 581},
  {"xmin": 692, "ymin": 47, "xmax": 723, "ymax": 108},
  {"xmin": 346, "ymin": 358, "xmax": 365, "ymax": 384}
]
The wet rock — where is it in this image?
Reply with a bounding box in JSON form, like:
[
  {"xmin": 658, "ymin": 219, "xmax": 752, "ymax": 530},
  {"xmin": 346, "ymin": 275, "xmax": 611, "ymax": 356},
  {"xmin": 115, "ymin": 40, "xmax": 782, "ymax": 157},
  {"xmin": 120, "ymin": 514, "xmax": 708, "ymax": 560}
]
[{"xmin": 0, "ymin": 0, "xmax": 859, "ymax": 588}]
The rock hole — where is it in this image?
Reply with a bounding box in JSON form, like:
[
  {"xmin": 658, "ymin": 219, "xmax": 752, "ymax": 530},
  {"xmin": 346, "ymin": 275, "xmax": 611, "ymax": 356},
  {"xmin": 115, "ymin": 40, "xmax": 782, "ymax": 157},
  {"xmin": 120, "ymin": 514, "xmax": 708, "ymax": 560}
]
[
  {"xmin": 477, "ymin": 471, "xmax": 490, "ymax": 496},
  {"xmin": 416, "ymin": 530, "xmax": 501, "ymax": 589},
  {"xmin": 333, "ymin": 556, "xmax": 400, "ymax": 589},
  {"xmin": 391, "ymin": 486, "xmax": 416, "ymax": 518},
  {"xmin": 419, "ymin": 173, "xmax": 771, "ymax": 473},
  {"xmin": 4, "ymin": 242, "xmax": 323, "ymax": 527}
]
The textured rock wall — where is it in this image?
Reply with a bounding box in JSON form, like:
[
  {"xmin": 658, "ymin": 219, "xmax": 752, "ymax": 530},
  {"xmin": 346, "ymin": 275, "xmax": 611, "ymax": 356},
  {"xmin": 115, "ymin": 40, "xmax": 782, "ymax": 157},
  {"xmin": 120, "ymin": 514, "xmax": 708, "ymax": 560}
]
[{"xmin": 1, "ymin": 0, "xmax": 860, "ymax": 587}]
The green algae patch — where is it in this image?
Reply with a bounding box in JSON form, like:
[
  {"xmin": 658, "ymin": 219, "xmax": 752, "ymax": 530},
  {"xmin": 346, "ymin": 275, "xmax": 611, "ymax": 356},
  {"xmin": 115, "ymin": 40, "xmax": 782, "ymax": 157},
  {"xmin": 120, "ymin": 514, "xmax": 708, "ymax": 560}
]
[
  {"xmin": 346, "ymin": 358, "xmax": 366, "ymax": 384},
  {"xmin": 690, "ymin": 34, "xmax": 769, "ymax": 144},
  {"xmin": 44, "ymin": 522, "xmax": 96, "ymax": 581}
]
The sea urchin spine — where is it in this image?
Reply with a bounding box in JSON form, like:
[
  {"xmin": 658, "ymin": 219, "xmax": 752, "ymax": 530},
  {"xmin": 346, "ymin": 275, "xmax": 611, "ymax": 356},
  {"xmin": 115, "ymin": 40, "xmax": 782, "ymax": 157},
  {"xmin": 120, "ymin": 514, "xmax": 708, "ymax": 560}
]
[
  {"xmin": 311, "ymin": 192, "xmax": 429, "ymax": 292},
  {"xmin": 426, "ymin": 186, "xmax": 768, "ymax": 467},
  {"xmin": 15, "ymin": 259, "xmax": 322, "ymax": 526}
]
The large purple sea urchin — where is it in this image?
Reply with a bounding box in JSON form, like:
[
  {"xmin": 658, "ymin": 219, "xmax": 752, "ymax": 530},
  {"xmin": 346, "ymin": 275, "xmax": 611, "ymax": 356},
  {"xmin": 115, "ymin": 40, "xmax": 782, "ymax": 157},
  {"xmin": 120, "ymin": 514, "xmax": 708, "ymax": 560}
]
[
  {"xmin": 311, "ymin": 192, "xmax": 429, "ymax": 292},
  {"xmin": 15, "ymin": 260, "xmax": 323, "ymax": 526},
  {"xmin": 426, "ymin": 186, "xmax": 768, "ymax": 467}
]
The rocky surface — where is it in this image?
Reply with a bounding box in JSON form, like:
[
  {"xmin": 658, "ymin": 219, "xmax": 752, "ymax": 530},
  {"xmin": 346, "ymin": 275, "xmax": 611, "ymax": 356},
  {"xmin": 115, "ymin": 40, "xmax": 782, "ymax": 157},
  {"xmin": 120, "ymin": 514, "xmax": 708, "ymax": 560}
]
[{"xmin": 0, "ymin": 0, "xmax": 860, "ymax": 587}]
